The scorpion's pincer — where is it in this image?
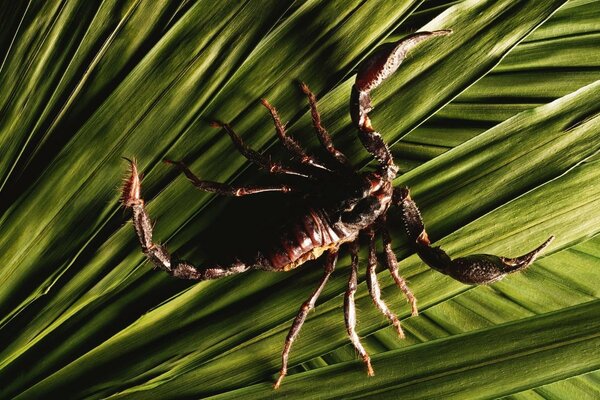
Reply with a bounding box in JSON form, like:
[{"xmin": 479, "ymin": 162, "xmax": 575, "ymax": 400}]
[
  {"xmin": 418, "ymin": 236, "xmax": 555, "ymax": 285},
  {"xmin": 396, "ymin": 187, "xmax": 555, "ymax": 285},
  {"xmin": 350, "ymin": 30, "xmax": 453, "ymax": 132}
]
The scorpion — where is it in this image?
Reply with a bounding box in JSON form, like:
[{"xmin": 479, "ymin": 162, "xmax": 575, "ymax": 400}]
[{"xmin": 122, "ymin": 31, "xmax": 554, "ymax": 389}]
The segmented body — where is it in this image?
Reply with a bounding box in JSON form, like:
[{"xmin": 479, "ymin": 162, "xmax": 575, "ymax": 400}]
[
  {"xmin": 266, "ymin": 177, "xmax": 392, "ymax": 271},
  {"xmin": 267, "ymin": 207, "xmax": 356, "ymax": 271}
]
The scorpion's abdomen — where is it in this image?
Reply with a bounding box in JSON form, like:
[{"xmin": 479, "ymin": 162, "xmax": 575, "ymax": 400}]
[{"xmin": 267, "ymin": 208, "xmax": 354, "ymax": 271}]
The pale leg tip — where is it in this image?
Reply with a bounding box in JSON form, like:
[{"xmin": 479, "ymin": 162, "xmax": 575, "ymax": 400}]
[
  {"xmin": 394, "ymin": 323, "xmax": 405, "ymax": 339},
  {"xmin": 410, "ymin": 300, "xmax": 419, "ymax": 317},
  {"xmin": 273, "ymin": 372, "xmax": 285, "ymax": 390},
  {"xmin": 364, "ymin": 357, "xmax": 375, "ymax": 376},
  {"xmin": 367, "ymin": 365, "xmax": 375, "ymax": 377},
  {"xmin": 299, "ymin": 81, "xmax": 310, "ymax": 93}
]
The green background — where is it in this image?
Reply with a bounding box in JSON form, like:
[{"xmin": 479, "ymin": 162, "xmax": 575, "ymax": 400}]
[{"xmin": 0, "ymin": 0, "xmax": 599, "ymax": 398}]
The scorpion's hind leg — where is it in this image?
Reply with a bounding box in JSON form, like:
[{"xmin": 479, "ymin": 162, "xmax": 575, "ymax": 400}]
[
  {"xmin": 365, "ymin": 227, "xmax": 405, "ymax": 339},
  {"xmin": 299, "ymin": 82, "xmax": 352, "ymax": 170},
  {"xmin": 395, "ymin": 187, "xmax": 555, "ymax": 285},
  {"xmin": 380, "ymin": 215, "xmax": 418, "ymax": 316},
  {"xmin": 163, "ymin": 159, "xmax": 294, "ymax": 196},
  {"xmin": 274, "ymin": 250, "xmax": 338, "ymax": 389},
  {"xmin": 344, "ymin": 240, "xmax": 374, "ymax": 376},
  {"xmin": 121, "ymin": 159, "xmax": 250, "ymax": 280}
]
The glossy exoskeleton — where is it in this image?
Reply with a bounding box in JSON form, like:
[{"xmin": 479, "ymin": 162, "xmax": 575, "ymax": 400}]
[{"xmin": 122, "ymin": 31, "xmax": 554, "ymax": 389}]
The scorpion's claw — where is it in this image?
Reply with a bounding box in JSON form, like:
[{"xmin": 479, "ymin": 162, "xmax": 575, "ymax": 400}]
[
  {"xmin": 121, "ymin": 157, "xmax": 142, "ymax": 207},
  {"xmin": 417, "ymin": 236, "xmax": 555, "ymax": 285},
  {"xmin": 351, "ymin": 30, "xmax": 452, "ymax": 131},
  {"xmin": 396, "ymin": 187, "xmax": 555, "ymax": 285}
]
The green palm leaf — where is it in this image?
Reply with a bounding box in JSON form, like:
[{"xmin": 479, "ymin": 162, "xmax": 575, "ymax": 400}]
[{"xmin": 1, "ymin": 0, "xmax": 598, "ymax": 398}]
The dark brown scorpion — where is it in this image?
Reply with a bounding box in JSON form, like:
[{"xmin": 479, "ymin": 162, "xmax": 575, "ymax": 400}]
[{"xmin": 122, "ymin": 31, "xmax": 554, "ymax": 388}]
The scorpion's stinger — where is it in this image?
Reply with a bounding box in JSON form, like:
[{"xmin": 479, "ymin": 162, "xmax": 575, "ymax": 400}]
[
  {"xmin": 121, "ymin": 159, "xmax": 251, "ymax": 281},
  {"xmin": 121, "ymin": 157, "xmax": 142, "ymax": 207},
  {"xmin": 396, "ymin": 187, "xmax": 555, "ymax": 285}
]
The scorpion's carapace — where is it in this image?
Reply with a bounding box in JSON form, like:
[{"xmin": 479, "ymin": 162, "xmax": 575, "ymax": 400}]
[{"xmin": 122, "ymin": 30, "xmax": 554, "ymax": 389}]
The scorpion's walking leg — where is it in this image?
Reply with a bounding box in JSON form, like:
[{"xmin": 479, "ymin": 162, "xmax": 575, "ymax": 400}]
[
  {"xmin": 274, "ymin": 250, "xmax": 338, "ymax": 389},
  {"xmin": 122, "ymin": 159, "xmax": 250, "ymax": 279},
  {"xmin": 164, "ymin": 160, "xmax": 294, "ymax": 196},
  {"xmin": 261, "ymin": 98, "xmax": 331, "ymax": 171},
  {"xmin": 344, "ymin": 240, "xmax": 374, "ymax": 376},
  {"xmin": 395, "ymin": 187, "xmax": 555, "ymax": 285},
  {"xmin": 365, "ymin": 227, "xmax": 405, "ymax": 338},
  {"xmin": 299, "ymin": 82, "xmax": 351, "ymax": 169},
  {"xmin": 210, "ymin": 121, "xmax": 311, "ymax": 178},
  {"xmin": 380, "ymin": 215, "xmax": 418, "ymax": 316}
]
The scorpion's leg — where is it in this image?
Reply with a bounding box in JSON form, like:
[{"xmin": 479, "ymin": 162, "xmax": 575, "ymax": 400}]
[
  {"xmin": 395, "ymin": 187, "xmax": 555, "ymax": 285},
  {"xmin": 344, "ymin": 239, "xmax": 374, "ymax": 376},
  {"xmin": 274, "ymin": 250, "xmax": 338, "ymax": 389},
  {"xmin": 163, "ymin": 159, "xmax": 294, "ymax": 196},
  {"xmin": 122, "ymin": 159, "xmax": 251, "ymax": 280},
  {"xmin": 365, "ymin": 226, "xmax": 405, "ymax": 338},
  {"xmin": 299, "ymin": 82, "xmax": 352, "ymax": 169},
  {"xmin": 210, "ymin": 121, "xmax": 311, "ymax": 178},
  {"xmin": 261, "ymin": 98, "xmax": 331, "ymax": 172},
  {"xmin": 380, "ymin": 214, "xmax": 418, "ymax": 316}
]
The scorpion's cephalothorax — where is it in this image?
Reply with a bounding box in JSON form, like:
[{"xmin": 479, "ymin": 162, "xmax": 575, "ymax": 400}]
[
  {"xmin": 266, "ymin": 171, "xmax": 395, "ymax": 272},
  {"xmin": 122, "ymin": 30, "xmax": 554, "ymax": 389},
  {"xmin": 339, "ymin": 171, "xmax": 395, "ymax": 228}
]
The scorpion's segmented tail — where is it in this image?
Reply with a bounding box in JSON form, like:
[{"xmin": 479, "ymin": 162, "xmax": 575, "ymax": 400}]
[{"xmin": 121, "ymin": 159, "xmax": 250, "ymax": 280}]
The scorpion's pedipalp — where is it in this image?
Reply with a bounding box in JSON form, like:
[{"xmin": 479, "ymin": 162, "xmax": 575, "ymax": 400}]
[
  {"xmin": 351, "ymin": 30, "xmax": 453, "ymax": 130},
  {"xmin": 396, "ymin": 187, "xmax": 555, "ymax": 285},
  {"xmin": 354, "ymin": 30, "xmax": 453, "ymax": 94},
  {"xmin": 350, "ymin": 30, "xmax": 452, "ymax": 172}
]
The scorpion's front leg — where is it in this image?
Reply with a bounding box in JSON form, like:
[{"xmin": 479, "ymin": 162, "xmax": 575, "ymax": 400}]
[
  {"xmin": 274, "ymin": 250, "xmax": 338, "ymax": 389},
  {"xmin": 122, "ymin": 159, "xmax": 250, "ymax": 280},
  {"xmin": 261, "ymin": 98, "xmax": 331, "ymax": 172},
  {"xmin": 395, "ymin": 187, "xmax": 555, "ymax": 285},
  {"xmin": 210, "ymin": 121, "xmax": 315, "ymax": 178},
  {"xmin": 299, "ymin": 82, "xmax": 352, "ymax": 169}
]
